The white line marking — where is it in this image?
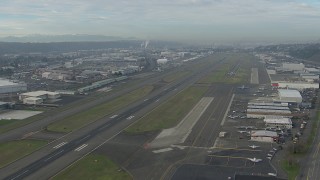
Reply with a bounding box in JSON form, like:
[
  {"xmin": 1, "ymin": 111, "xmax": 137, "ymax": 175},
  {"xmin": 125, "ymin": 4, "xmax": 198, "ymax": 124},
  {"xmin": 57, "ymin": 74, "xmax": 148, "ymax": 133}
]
[
  {"xmin": 221, "ymin": 94, "xmax": 235, "ymax": 126},
  {"xmin": 74, "ymin": 144, "xmax": 88, "ymax": 151},
  {"xmin": 11, "ymin": 170, "xmax": 29, "ymax": 180},
  {"xmin": 53, "ymin": 142, "xmax": 68, "ymax": 149},
  {"xmin": 44, "ymin": 150, "xmax": 65, "ymax": 162},
  {"xmin": 110, "ymin": 115, "xmax": 118, "ymax": 119},
  {"xmin": 126, "ymin": 116, "xmax": 134, "ymax": 120}
]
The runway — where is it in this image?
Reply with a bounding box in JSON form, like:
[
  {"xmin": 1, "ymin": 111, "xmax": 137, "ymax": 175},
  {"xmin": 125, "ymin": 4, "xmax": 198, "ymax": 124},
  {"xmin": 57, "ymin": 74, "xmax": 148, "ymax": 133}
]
[
  {"xmin": 0, "ymin": 55, "xmax": 226, "ymax": 180},
  {"xmin": 183, "ymin": 85, "xmax": 234, "ymax": 148}
]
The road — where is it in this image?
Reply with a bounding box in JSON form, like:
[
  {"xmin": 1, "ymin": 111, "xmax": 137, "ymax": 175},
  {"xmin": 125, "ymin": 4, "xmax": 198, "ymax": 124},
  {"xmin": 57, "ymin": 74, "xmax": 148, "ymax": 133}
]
[
  {"xmin": 298, "ymin": 91, "xmax": 320, "ymax": 180},
  {"xmin": 1, "ymin": 56, "xmax": 226, "ymax": 179}
]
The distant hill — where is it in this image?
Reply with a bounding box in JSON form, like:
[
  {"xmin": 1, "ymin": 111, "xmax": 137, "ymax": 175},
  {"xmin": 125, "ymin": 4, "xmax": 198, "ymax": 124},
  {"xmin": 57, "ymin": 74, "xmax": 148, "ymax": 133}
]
[
  {"xmin": 255, "ymin": 43, "xmax": 320, "ymax": 63},
  {"xmin": 0, "ymin": 34, "xmax": 135, "ymax": 43},
  {"xmin": 288, "ymin": 44, "xmax": 320, "ymax": 61},
  {"xmin": 0, "ymin": 41, "xmax": 141, "ymax": 54},
  {"xmin": 0, "ymin": 40, "xmax": 185, "ymax": 54}
]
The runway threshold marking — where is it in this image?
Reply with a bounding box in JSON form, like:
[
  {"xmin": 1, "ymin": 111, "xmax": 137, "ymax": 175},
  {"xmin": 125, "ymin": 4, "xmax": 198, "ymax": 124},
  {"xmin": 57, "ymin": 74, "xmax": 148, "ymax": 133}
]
[
  {"xmin": 74, "ymin": 144, "xmax": 88, "ymax": 151},
  {"xmin": 53, "ymin": 142, "xmax": 68, "ymax": 149}
]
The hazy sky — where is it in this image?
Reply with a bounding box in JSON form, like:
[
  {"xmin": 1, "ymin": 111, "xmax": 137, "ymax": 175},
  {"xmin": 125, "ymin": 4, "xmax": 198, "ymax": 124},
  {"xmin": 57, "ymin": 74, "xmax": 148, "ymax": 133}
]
[{"xmin": 1, "ymin": 0, "xmax": 320, "ymax": 43}]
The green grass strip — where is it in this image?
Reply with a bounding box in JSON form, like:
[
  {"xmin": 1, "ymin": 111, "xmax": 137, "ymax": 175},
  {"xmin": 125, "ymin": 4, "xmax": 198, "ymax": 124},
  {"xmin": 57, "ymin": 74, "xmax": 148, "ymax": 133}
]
[
  {"xmin": 0, "ymin": 139, "xmax": 48, "ymax": 168},
  {"xmin": 47, "ymin": 85, "xmax": 154, "ymax": 133},
  {"xmin": 53, "ymin": 154, "xmax": 132, "ymax": 180},
  {"xmin": 126, "ymin": 86, "xmax": 208, "ymax": 133}
]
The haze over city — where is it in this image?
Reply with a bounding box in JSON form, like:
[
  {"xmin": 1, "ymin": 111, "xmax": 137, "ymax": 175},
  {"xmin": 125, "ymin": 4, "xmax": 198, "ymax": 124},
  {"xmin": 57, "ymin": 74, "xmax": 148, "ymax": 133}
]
[{"xmin": 1, "ymin": 0, "xmax": 320, "ymax": 43}]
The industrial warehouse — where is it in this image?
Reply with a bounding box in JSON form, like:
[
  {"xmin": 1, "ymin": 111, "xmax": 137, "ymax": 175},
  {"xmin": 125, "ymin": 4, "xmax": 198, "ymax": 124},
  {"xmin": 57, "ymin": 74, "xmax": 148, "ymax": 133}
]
[{"xmin": 19, "ymin": 91, "xmax": 61, "ymax": 105}]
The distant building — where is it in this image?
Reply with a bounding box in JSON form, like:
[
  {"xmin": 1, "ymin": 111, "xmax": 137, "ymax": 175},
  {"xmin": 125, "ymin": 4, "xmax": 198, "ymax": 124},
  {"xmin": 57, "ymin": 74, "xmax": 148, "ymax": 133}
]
[
  {"xmin": 0, "ymin": 78, "xmax": 27, "ymax": 94},
  {"xmin": 305, "ymin": 68, "xmax": 320, "ymax": 75},
  {"xmin": 300, "ymin": 73, "xmax": 319, "ymax": 81},
  {"xmin": 19, "ymin": 91, "xmax": 60, "ymax": 102},
  {"xmin": 23, "ymin": 97, "xmax": 43, "ymax": 105},
  {"xmin": 246, "ymin": 102, "xmax": 291, "ymax": 118},
  {"xmin": 41, "ymin": 70, "xmax": 73, "ymax": 81},
  {"xmin": 157, "ymin": 58, "xmax": 168, "ymax": 65},
  {"xmin": 282, "ymin": 63, "xmax": 305, "ymax": 71},
  {"xmin": 271, "ymin": 82, "xmax": 319, "ymax": 90},
  {"xmin": 251, "ymin": 130, "xmax": 278, "ymax": 143},
  {"xmin": 264, "ymin": 116, "xmax": 292, "ymax": 129},
  {"xmin": 278, "ymin": 89, "xmax": 302, "ymax": 103}
]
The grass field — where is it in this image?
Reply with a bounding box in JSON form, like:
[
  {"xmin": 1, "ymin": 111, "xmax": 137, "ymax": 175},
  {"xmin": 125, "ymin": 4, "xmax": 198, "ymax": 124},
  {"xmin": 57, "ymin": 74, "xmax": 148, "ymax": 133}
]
[
  {"xmin": 198, "ymin": 53, "xmax": 254, "ymax": 84},
  {"xmin": 0, "ymin": 139, "xmax": 47, "ymax": 168},
  {"xmin": 281, "ymin": 159, "xmax": 300, "ymax": 180},
  {"xmin": 0, "ymin": 78, "xmax": 149, "ymax": 134},
  {"xmin": 162, "ymin": 71, "xmax": 191, "ymax": 83},
  {"xmin": 0, "ymin": 119, "xmax": 18, "ymax": 127},
  {"xmin": 126, "ymin": 86, "xmax": 208, "ymax": 133},
  {"xmin": 47, "ymin": 85, "xmax": 154, "ymax": 133},
  {"xmin": 53, "ymin": 154, "xmax": 132, "ymax": 180}
]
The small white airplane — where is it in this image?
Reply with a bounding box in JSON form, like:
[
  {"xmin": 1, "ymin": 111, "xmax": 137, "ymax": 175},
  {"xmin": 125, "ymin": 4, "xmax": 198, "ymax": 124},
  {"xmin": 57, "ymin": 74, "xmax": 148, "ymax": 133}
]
[
  {"xmin": 267, "ymin": 154, "xmax": 273, "ymax": 157},
  {"xmin": 267, "ymin": 157, "xmax": 272, "ymax": 160},
  {"xmin": 238, "ymin": 85, "xmax": 249, "ymax": 89},
  {"xmin": 247, "ymin": 157, "xmax": 262, "ymax": 162},
  {"xmin": 248, "ymin": 145, "xmax": 260, "ymax": 149},
  {"xmin": 268, "ymin": 173, "xmax": 277, "ymax": 176},
  {"xmin": 273, "ymin": 148, "xmax": 277, "ymax": 151}
]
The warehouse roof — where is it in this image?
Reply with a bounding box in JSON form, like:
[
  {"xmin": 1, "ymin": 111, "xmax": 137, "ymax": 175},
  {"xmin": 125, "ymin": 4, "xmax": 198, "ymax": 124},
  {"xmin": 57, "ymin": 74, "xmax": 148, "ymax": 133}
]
[
  {"xmin": 21, "ymin": 91, "xmax": 59, "ymax": 97},
  {"xmin": 264, "ymin": 117, "xmax": 292, "ymax": 124},
  {"xmin": 278, "ymin": 89, "xmax": 302, "ymax": 98},
  {"xmin": 24, "ymin": 97, "xmax": 43, "ymax": 101},
  {"xmin": 251, "ymin": 130, "xmax": 278, "ymax": 137}
]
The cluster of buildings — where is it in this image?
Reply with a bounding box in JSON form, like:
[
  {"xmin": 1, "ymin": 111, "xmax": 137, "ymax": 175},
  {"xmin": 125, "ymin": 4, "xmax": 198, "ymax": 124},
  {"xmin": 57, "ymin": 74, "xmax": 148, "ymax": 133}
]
[
  {"xmin": 261, "ymin": 56, "xmax": 320, "ymax": 89},
  {"xmin": 246, "ymin": 55, "xmax": 319, "ymax": 143},
  {"xmin": 19, "ymin": 91, "xmax": 60, "ymax": 105}
]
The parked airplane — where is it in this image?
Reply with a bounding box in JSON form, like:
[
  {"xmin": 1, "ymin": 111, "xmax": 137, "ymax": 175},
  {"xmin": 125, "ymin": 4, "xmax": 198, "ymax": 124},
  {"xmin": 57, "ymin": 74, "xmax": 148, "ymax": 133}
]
[
  {"xmin": 267, "ymin": 154, "xmax": 273, "ymax": 157},
  {"xmin": 247, "ymin": 157, "xmax": 262, "ymax": 162},
  {"xmin": 248, "ymin": 145, "xmax": 260, "ymax": 149},
  {"xmin": 267, "ymin": 157, "xmax": 272, "ymax": 160},
  {"xmin": 268, "ymin": 173, "xmax": 277, "ymax": 176},
  {"xmin": 237, "ymin": 85, "xmax": 249, "ymax": 89}
]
